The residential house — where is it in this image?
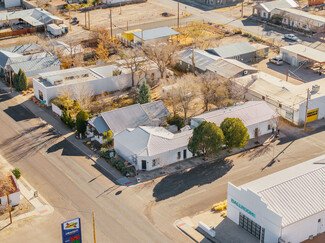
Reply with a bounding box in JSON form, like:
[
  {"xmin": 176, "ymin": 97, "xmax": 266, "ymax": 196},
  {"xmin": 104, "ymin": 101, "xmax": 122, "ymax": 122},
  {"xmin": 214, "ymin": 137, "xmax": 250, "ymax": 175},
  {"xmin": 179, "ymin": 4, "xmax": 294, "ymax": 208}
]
[
  {"xmin": 0, "ymin": 175, "xmax": 20, "ymax": 209},
  {"xmin": 132, "ymin": 27, "xmax": 179, "ymax": 45},
  {"xmin": 179, "ymin": 49, "xmax": 258, "ymax": 79},
  {"xmin": 114, "ymin": 126, "xmax": 193, "ymax": 171},
  {"xmin": 233, "ymin": 72, "xmax": 325, "ymax": 125},
  {"xmin": 280, "ymin": 44, "xmax": 325, "ymax": 67},
  {"xmin": 206, "ymin": 42, "xmax": 269, "ymax": 63},
  {"xmin": 191, "ymin": 101, "xmax": 279, "ymax": 140},
  {"xmin": 33, "ymin": 65, "xmax": 131, "ymax": 106},
  {"xmin": 195, "ymin": 0, "xmax": 242, "ymax": 6},
  {"xmin": 88, "ymin": 100, "xmax": 171, "ymax": 143},
  {"xmin": 253, "ymin": 0, "xmax": 298, "ymax": 19},
  {"xmin": 1, "ymin": 0, "xmax": 21, "ymax": 8},
  {"xmin": 0, "ymin": 49, "xmax": 61, "ymax": 78},
  {"xmin": 271, "ymin": 8, "xmax": 325, "ymax": 33}
]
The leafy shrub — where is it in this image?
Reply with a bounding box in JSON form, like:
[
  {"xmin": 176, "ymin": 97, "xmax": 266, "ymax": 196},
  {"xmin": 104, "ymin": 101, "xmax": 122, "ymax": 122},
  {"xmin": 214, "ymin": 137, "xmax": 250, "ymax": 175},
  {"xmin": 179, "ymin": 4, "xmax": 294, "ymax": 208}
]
[
  {"xmin": 12, "ymin": 168, "xmax": 21, "ymax": 179},
  {"xmin": 76, "ymin": 110, "xmax": 89, "ymax": 134},
  {"xmin": 212, "ymin": 200, "xmax": 227, "ymax": 211},
  {"xmin": 61, "ymin": 110, "xmax": 76, "ymax": 129},
  {"xmin": 167, "ymin": 114, "xmax": 185, "ymax": 130}
]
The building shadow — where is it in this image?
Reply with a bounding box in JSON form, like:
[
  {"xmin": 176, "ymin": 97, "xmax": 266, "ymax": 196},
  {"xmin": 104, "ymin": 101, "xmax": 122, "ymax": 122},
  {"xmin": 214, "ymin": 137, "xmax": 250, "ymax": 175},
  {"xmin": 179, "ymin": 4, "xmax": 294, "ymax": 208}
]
[
  {"xmin": 46, "ymin": 139, "xmax": 84, "ymax": 157},
  {"xmin": 0, "ymin": 123, "xmax": 60, "ymax": 162},
  {"xmin": 153, "ymin": 158, "xmax": 233, "ymax": 202},
  {"xmin": 3, "ymin": 104, "xmax": 36, "ymax": 122}
]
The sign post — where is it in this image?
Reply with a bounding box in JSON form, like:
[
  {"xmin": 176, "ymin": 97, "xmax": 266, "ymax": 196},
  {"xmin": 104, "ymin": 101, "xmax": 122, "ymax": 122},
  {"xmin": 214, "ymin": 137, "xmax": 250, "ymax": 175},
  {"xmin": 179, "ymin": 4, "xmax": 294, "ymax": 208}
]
[{"xmin": 61, "ymin": 218, "xmax": 82, "ymax": 243}]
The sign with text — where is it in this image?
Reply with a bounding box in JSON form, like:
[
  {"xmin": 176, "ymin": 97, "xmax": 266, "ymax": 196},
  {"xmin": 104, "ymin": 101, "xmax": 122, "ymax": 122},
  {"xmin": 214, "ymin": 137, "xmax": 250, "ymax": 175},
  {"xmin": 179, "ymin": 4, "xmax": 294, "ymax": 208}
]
[{"xmin": 61, "ymin": 218, "xmax": 82, "ymax": 243}]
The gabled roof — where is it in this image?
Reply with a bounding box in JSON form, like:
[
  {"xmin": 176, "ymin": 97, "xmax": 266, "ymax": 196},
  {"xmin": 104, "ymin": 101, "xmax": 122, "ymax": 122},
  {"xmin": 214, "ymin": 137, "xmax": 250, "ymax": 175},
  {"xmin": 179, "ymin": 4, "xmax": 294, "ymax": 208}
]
[
  {"xmin": 115, "ymin": 126, "xmax": 193, "ymax": 157},
  {"xmin": 9, "ymin": 56, "xmax": 62, "ymax": 75},
  {"xmin": 0, "ymin": 50, "xmax": 22, "ymax": 67},
  {"xmin": 240, "ymin": 154, "xmax": 325, "ymax": 227},
  {"xmin": 258, "ymin": 0, "xmax": 298, "ymax": 12},
  {"xmin": 275, "ymin": 7, "xmax": 325, "ymax": 24},
  {"xmin": 180, "ymin": 49, "xmax": 221, "ymax": 72},
  {"xmin": 1, "ymin": 43, "xmax": 42, "ymax": 54},
  {"xmin": 88, "ymin": 116, "xmax": 110, "ymax": 134},
  {"xmin": 192, "ymin": 101, "xmax": 279, "ymax": 127},
  {"xmin": 0, "ymin": 8, "xmax": 62, "ymax": 27},
  {"xmin": 133, "ymin": 27, "xmax": 179, "ymax": 41},
  {"xmin": 97, "ymin": 101, "xmax": 170, "ymax": 135},
  {"xmin": 206, "ymin": 42, "xmax": 256, "ymax": 59}
]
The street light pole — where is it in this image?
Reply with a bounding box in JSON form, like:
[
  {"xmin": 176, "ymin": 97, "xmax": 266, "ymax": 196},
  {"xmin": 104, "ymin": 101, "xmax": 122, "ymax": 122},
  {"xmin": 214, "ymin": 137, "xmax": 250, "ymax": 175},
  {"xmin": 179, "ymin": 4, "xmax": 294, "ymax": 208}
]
[
  {"xmin": 177, "ymin": 0, "xmax": 180, "ymax": 28},
  {"xmin": 303, "ymin": 88, "xmax": 310, "ymax": 132}
]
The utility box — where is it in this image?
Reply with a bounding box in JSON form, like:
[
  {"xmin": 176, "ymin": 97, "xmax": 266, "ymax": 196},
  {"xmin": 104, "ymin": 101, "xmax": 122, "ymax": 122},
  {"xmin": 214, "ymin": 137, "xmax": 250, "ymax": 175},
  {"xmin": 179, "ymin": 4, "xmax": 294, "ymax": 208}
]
[{"xmin": 122, "ymin": 29, "xmax": 142, "ymax": 41}]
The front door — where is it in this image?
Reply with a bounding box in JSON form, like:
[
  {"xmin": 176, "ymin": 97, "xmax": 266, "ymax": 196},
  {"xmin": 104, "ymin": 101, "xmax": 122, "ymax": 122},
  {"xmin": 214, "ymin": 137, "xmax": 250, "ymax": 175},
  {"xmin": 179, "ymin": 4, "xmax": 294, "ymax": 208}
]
[
  {"xmin": 142, "ymin": 160, "xmax": 147, "ymax": 170},
  {"xmin": 183, "ymin": 150, "xmax": 187, "ymax": 159}
]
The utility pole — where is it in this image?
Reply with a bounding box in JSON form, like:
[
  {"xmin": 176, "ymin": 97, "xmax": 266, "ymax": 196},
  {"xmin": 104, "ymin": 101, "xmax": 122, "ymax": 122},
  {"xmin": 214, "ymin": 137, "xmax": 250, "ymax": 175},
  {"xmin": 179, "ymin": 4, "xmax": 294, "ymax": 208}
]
[
  {"xmin": 85, "ymin": 10, "xmax": 87, "ymax": 29},
  {"xmin": 92, "ymin": 211, "xmax": 96, "ymax": 243},
  {"xmin": 88, "ymin": 11, "xmax": 90, "ymax": 29},
  {"xmin": 110, "ymin": 8, "xmax": 113, "ymax": 38},
  {"xmin": 120, "ymin": 2, "xmax": 122, "ymax": 15},
  {"xmin": 9, "ymin": 67, "xmax": 12, "ymax": 93},
  {"xmin": 241, "ymin": 0, "xmax": 244, "ymax": 18},
  {"xmin": 303, "ymin": 88, "xmax": 310, "ymax": 132},
  {"xmin": 6, "ymin": 194, "xmax": 12, "ymax": 224},
  {"xmin": 177, "ymin": 0, "xmax": 180, "ymax": 28},
  {"xmin": 68, "ymin": 4, "xmax": 71, "ymax": 31},
  {"xmin": 191, "ymin": 47, "xmax": 195, "ymax": 74},
  {"xmin": 141, "ymin": 30, "xmax": 144, "ymax": 46},
  {"xmin": 42, "ymin": 16, "xmax": 46, "ymax": 41},
  {"xmin": 286, "ymin": 68, "xmax": 288, "ymax": 81},
  {"xmin": 127, "ymin": 21, "xmax": 128, "ymax": 31}
]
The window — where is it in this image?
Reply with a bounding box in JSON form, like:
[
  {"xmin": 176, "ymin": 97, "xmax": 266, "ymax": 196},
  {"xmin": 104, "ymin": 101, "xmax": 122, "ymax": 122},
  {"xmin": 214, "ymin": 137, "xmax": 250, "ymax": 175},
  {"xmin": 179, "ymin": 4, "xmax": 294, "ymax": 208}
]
[
  {"xmin": 177, "ymin": 152, "xmax": 181, "ymax": 159},
  {"xmin": 268, "ymin": 124, "xmax": 271, "ymax": 130},
  {"xmin": 152, "ymin": 158, "xmax": 159, "ymax": 166},
  {"xmin": 262, "ymin": 96, "xmax": 265, "ymax": 100},
  {"xmin": 183, "ymin": 150, "xmax": 187, "ymax": 159},
  {"xmin": 39, "ymin": 90, "xmax": 43, "ymax": 101},
  {"xmin": 279, "ymin": 104, "xmax": 282, "ymax": 108}
]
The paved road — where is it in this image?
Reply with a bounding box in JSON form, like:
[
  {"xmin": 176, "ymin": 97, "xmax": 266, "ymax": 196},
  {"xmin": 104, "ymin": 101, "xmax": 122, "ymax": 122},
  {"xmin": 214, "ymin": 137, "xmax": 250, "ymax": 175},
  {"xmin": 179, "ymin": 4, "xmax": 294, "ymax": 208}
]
[{"xmin": 0, "ymin": 89, "xmax": 188, "ymax": 243}]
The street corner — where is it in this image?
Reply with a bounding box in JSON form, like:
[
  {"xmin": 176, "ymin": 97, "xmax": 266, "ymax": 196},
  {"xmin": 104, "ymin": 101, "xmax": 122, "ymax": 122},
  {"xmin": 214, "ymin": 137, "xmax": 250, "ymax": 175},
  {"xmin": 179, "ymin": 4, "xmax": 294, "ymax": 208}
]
[
  {"xmin": 174, "ymin": 218, "xmax": 206, "ymax": 243},
  {"xmin": 116, "ymin": 177, "xmax": 136, "ymax": 187}
]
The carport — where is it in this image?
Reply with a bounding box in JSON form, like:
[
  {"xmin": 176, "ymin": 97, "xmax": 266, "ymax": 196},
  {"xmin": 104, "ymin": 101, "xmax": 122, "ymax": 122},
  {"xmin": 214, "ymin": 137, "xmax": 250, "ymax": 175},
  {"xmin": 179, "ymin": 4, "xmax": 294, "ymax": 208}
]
[{"xmin": 280, "ymin": 44, "xmax": 325, "ymax": 69}]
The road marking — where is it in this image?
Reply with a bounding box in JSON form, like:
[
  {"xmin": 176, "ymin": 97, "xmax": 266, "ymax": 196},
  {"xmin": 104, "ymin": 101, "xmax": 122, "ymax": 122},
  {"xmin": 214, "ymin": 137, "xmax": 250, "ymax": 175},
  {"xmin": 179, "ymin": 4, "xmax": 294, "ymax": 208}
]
[
  {"xmin": 39, "ymin": 209, "xmax": 48, "ymax": 214},
  {"xmin": 177, "ymin": 222, "xmax": 186, "ymax": 227}
]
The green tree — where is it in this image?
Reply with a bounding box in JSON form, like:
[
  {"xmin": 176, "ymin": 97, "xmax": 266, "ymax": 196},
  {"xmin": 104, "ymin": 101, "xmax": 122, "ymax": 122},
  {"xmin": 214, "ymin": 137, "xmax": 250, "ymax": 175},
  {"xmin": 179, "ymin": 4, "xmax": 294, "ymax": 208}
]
[
  {"xmin": 188, "ymin": 121, "xmax": 224, "ymax": 158},
  {"xmin": 76, "ymin": 110, "xmax": 89, "ymax": 135},
  {"xmin": 11, "ymin": 168, "xmax": 21, "ymax": 179},
  {"xmin": 138, "ymin": 80, "xmax": 151, "ymax": 104},
  {"xmin": 220, "ymin": 118, "xmax": 249, "ymax": 150},
  {"xmin": 18, "ymin": 69, "xmax": 28, "ymax": 91},
  {"xmin": 61, "ymin": 110, "xmax": 76, "ymax": 129},
  {"xmin": 167, "ymin": 114, "xmax": 185, "ymax": 130},
  {"xmin": 13, "ymin": 73, "xmax": 19, "ymax": 90}
]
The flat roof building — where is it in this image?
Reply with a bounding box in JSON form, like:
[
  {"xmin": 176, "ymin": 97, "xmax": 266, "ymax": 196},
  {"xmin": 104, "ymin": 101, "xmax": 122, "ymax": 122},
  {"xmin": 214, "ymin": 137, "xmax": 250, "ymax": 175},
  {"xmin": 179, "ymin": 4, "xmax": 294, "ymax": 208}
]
[
  {"xmin": 133, "ymin": 27, "xmax": 179, "ymax": 45},
  {"xmin": 227, "ymin": 154, "xmax": 325, "ymax": 243}
]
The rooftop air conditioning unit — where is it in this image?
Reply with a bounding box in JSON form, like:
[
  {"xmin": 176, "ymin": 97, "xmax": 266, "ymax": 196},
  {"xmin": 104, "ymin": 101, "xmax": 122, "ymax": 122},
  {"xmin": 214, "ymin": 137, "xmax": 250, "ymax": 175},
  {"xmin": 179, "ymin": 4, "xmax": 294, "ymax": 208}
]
[{"xmin": 251, "ymin": 74, "xmax": 258, "ymax": 81}]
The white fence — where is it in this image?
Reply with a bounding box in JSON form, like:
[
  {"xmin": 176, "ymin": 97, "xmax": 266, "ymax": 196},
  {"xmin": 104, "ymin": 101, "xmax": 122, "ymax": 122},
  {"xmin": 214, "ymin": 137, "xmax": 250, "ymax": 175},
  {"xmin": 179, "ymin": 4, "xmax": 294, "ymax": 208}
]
[{"xmin": 52, "ymin": 103, "xmax": 62, "ymax": 117}]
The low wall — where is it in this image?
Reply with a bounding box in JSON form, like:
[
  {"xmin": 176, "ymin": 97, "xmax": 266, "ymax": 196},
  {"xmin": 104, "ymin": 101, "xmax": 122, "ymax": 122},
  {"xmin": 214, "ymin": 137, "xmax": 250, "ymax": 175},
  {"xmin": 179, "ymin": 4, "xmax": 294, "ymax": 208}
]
[{"xmin": 52, "ymin": 103, "xmax": 62, "ymax": 116}]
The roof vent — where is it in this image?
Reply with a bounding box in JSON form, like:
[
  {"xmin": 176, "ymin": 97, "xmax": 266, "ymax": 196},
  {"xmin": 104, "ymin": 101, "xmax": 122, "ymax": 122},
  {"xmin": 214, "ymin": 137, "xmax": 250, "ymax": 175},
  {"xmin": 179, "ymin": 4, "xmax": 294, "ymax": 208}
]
[
  {"xmin": 312, "ymin": 84, "xmax": 320, "ymax": 93},
  {"xmin": 251, "ymin": 74, "xmax": 258, "ymax": 81}
]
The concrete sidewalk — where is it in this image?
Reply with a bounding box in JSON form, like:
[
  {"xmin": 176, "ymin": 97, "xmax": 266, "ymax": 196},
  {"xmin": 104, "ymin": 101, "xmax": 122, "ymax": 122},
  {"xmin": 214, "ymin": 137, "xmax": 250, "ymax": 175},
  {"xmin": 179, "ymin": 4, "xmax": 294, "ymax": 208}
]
[
  {"xmin": 0, "ymin": 83, "xmax": 136, "ymax": 187},
  {"xmin": 0, "ymin": 154, "xmax": 53, "ymax": 228}
]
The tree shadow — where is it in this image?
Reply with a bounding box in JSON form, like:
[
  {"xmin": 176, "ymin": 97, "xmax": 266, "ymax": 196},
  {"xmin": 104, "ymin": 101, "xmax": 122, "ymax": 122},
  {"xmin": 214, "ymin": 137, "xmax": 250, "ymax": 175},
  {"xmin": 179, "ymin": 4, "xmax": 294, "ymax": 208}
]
[
  {"xmin": 3, "ymin": 104, "xmax": 36, "ymax": 122},
  {"xmin": 153, "ymin": 158, "xmax": 233, "ymax": 202},
  {"xmin": 0, "ymin": 124, "xmax": 60, "ymax": 162}
]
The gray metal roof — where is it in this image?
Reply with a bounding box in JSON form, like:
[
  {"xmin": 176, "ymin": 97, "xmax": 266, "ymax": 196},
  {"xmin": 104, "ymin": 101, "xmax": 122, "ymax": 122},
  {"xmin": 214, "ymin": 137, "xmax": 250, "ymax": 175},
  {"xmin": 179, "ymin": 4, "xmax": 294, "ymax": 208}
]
[
  {"xmin": 206, "ymin": 42, "xmax": 256, "ymax": 58},
  {"xmin": 141, "ymin": 100, "xmax": 171, "ymax": 120},
  {"xmin": 259, "ymin": 0, "xmax": 298, "ymax": 12},
  {"xmin": 192, "ymin": 101, "xmax": 278, "ymax": 128},
  {"xmin": 89, "ymin": 65, "xmax": 119, "ymax": 78},
  {"xmin": 1, "ymin": 43, "xmax": 42, "ymax": 54},
  {"xmin": 88, "ymin": 116, "xmax": 110, "ymax": 134},
  {"xmin": 133, "ymin": 27, "xmax": 179, "ymax": 41},
  {"xmin": 241, "ymin": 154, "xmax": 325, "ymax": 227},
  {"xmin": 180, "ymin": 49, "xmax": 220, "ymax": 72},
  {"xmin": 10, "ymin": 56, "xmax": 62, "ymax": 75},
  {"xmin": 0, "ymin": 8, "xmax": 62, "ymax": 27},
  {"xmin": 0, "ymin": 50, "xmax": 22, "ymax": 68},
  {"xmin": 97, "ymin": 101, "xmax": 170, "ymax": 135}
]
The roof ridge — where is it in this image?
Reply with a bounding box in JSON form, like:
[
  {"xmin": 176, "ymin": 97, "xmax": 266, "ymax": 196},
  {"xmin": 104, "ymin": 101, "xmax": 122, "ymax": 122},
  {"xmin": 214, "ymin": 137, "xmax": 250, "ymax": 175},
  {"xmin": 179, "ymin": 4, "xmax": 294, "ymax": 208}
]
[{"xmin": 258, "ymin": 166, "xmax": 325, "ymax": 194}]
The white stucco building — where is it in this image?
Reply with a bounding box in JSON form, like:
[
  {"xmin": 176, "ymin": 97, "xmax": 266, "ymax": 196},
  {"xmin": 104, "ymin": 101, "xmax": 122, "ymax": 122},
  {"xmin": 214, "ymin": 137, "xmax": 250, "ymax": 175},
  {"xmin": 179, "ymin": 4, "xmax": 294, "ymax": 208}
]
[
  {"xmin": 191, "ymin": 101, "xmax": 279, "ymax": 140},
  {"xmin": 234, "ymin": 72, "xmax": 325, "ymax": 125},
  {"xmin": 114, "ymin": 126, "xmax": 193, "ymax": 171},
  {"xmin": 33, "ymin": 65, "xmax": 132, "ymax": 106},
  {"xmin": 227, "ymin": 154, "xmax": 325, "ymax": 243}
]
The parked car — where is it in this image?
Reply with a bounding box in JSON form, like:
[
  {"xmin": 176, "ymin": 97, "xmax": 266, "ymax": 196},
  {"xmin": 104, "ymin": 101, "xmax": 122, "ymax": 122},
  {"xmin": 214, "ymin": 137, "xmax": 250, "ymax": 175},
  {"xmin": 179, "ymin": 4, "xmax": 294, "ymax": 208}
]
[
  {"xmin": 284, "ymin": 34, "xmax": 298, "ymax": 41},
  {"xmin": 269, "ymin": 56, "xmax": 283, "ymax": 65}
]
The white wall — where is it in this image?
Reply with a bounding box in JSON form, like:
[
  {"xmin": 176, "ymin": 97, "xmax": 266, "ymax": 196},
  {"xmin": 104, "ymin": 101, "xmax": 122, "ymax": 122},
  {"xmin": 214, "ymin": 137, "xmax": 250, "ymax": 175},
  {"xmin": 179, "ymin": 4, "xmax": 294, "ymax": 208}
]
[
  {"xmin": 298, "ymin": 95, "xmax": 325, "ymax": 125},
  {"xmin": 282, "ymin": 211, "xmax": 325, "ymax": 243},
  {"xmin": 4, "ymin": 0, "xmax": 21, "ymax": 8},
  {"xmin": 280, "ymin": 49, "xmax": 298, "ymax": 66},
  {"xmin": 227, "ymin": 183, "xmax": 282, "ymax": 243},
  {"xmin": 33, "ymin": 73, "xmax": 132, "ymax": 106},
  {"xmin": 0, "ymin": 191, "xmax": 20, "ymax": 209},
  {"xmin": 136, "ymin": 147, "xmax": 193, "ymax": 171}
]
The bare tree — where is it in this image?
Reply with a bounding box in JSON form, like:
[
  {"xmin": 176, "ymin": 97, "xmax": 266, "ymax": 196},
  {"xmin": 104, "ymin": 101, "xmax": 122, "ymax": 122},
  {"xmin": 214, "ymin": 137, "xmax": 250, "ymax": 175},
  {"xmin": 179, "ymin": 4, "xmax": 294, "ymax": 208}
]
[
  {"xmin": 72, "ymin": 82, "xmax": 95, "ymax": 111},
  {"xmin": 0, "ymin": 171, "xmax": 15, "ymax": 216},
  {"xmin": 173, "ymin": 73, "xmax": 198, "ymax": 120},
  {"xmin": 143, "ymin": 42, "xmax": 178, "ymax": 79},
  {"xmin": 119, "ymin": 48, "xmax": 144, "ymax": 87}
]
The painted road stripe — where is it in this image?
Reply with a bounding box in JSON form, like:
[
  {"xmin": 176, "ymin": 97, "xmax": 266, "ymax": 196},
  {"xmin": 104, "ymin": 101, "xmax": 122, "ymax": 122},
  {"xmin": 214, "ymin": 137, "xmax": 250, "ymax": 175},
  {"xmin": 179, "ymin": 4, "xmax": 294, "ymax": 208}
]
[{"xmin": 39, "ymin": 209, "xmax": 48, "ymax": 214}]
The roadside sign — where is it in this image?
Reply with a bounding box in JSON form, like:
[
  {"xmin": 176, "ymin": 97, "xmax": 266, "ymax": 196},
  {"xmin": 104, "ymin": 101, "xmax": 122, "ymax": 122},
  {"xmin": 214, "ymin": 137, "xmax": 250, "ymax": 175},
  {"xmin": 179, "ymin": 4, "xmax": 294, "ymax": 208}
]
[
  {"xmin": 41, "ymin": 100, "xmax": 46, "ymax": 104},
  {"xmin": 61, "ymin": 218, "xmax": 82, "ymax": 243},
  {"xmin": 307, "ymin": 108, "xmax": 319, "ymax": 123}
]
